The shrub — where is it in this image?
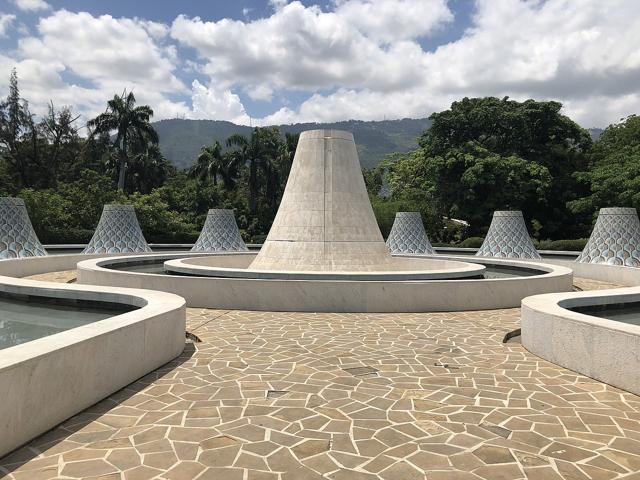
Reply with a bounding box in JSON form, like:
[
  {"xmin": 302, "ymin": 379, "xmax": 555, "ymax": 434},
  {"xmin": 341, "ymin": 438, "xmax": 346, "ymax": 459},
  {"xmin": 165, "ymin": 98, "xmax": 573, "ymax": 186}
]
[
  {"xmin": 458, "ymin": 237, "xmax": 485, "ymax": 248},
  {"xmin": 534, "ymin": 238, "xmax": 587, "ymax": 251}
]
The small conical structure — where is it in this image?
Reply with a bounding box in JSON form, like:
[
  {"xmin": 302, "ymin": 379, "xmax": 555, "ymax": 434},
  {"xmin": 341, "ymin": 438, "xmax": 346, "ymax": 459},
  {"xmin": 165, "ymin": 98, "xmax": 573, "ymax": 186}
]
[
  {"xmin": 250, "ymin": 129, "xmax": 393, "ymax": 271},
  {"xmin": 386, "ymin": 212, "xmax": 435, "ymax": 254},
  {"xmin": 83, "ymin": 204, "xmax": 151, "ymax": 254},
  {"xmin": 577, "ymin": 207, "xmax": 640, "ymax": 267},
  {"xmin": 191, "ymin": 209, "xmax": 248, "ymax": 252},
  {"xmin": 476, "ymin": 210, "xmax": 540, "ymax": 259},
  {"xmin": 0, "ymin": 197, "xmax": 47, "ymax": 258}
]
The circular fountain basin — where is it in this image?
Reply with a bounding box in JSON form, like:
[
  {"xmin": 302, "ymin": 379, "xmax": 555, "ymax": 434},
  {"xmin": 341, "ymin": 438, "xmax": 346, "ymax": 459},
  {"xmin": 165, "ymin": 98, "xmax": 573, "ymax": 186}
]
[
  {"xmin": 76, "ymin": 252, "xmax": 573, "ymax": 313},
  {"xmin": 163, "ymin": 253, "xmax": 486, "ymax": 281}
]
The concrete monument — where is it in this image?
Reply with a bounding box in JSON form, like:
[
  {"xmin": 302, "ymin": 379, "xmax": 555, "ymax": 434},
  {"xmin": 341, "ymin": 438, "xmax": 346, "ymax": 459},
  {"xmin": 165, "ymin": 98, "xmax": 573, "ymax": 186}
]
[
  {"xmin": 191, "ymin": 209, "xmax": 248, "ymax": 252},
  {"xmin": 577, "ymin": 207, "xmax": 640, "ymax": 267},
  {"xmin": 476, "ymin": 211, "xmax": 540, "ymax": 259},
  {"xmin": 83, "ymin": 204, "xmax": 151, "ymax": 254},
  {"xmin": 0, "ymin": 197, "xmax": 47, "ymax": 258},
  {"xmin": 386, "ymin": 212, "xmax": 435, "ymax": 254},
  {"xmin": 250, "ymin": 129, "xmax": 394, "ymax": 271}
]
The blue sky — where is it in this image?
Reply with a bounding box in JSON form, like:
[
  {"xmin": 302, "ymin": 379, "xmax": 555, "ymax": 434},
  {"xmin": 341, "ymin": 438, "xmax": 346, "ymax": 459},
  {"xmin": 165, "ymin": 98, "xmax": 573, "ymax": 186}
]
[{"xmin": 1, "ymin": 0, "xmax": 638, "ymax": 127}]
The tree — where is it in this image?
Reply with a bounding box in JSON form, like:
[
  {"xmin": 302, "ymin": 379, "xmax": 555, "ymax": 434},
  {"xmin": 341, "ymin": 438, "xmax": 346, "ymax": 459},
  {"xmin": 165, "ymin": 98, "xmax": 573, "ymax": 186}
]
[
  {"xmin": 189, "ymin": 139, "xmax": 243, "ymax": 190},
  {"xmin": 40, "ymin": 102, "xmax": 81, "ymax": 185},
  {"xmin": 126, "ymin": 143, "xmax": 173, "ymax": 194},
  {"xmin": 0, "ymin": 69, "xmax": 30, "ymax": 186},
  {"xmin": 388, "ymin": 97, "xmax": 592, "ymax": 237},
  {"xmin": 226, "ymin": 127, "xmax": 284, "ymax": 215},
  {"xmin": 569, "ymin": 115, "xmax": 640, "ymax": 215},
  {"xmin": 87, "ymin": 91, "xmax": 158, "ymax": 191}
]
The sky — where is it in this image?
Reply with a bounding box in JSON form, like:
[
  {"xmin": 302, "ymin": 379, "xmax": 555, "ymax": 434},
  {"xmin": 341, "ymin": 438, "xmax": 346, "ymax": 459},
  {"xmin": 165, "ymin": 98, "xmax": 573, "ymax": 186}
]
[{"xmin": 0, "ymin": 0, "xmax": 639, "ymax": 128}]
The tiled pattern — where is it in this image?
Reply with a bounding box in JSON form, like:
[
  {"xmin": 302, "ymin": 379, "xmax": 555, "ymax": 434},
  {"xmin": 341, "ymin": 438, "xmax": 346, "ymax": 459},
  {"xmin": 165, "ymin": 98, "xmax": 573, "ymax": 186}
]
[
  {"xmin": 191, "ymin": 209, "xmax": 248, "ymax": 252},
  {"xmin": 83, "ymin": 205, "xmax": 151, "ymax": 254},
  {"xmin": 0, "ymin": 197, "xmax": 47, "ymax": 259},
  {"xmin": 476, "ymin": 211, "xmax": 541, "ymax": 260},
  {"xmin": 577, "ymin": 208, "xmax": 640, "ymax": 267},
  {"xmin": 4, "ymin": 273, "xmax": 640, "ymax": 480},
  {"xmin": 386, "ymin": 212, "xmax": 435, "ymax": 255}
]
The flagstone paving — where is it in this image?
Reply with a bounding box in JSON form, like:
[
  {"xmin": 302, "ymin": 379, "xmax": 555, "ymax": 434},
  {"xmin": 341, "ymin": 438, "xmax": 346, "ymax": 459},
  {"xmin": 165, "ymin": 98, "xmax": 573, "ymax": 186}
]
[{"xmin": 2, "ymin": 272, "xmax": 639, "ymax": 479}]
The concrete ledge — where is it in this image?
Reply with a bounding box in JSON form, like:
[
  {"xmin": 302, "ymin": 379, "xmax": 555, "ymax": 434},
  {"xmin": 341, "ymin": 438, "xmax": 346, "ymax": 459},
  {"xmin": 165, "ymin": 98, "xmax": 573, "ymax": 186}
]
[
  {"xmin": 0, "ymin": 259, "xmax": 186, "ymax": 457},
  {"xmin": 0, "ymin": 252, "xmax": 160, "ymax": 278},
  {"xmin": 77, "ymin": 253, "xmax": 572, "ymax": 312},
  {"xmin": 522, "ymin": 288, "xmax": 640, "ymax": 395},
  {"xmin": 535, "ymin": 258, "xmax": 640, "ymax": 286},
  {"xmin": 164, "ymin": 254, "xmax": 487, "ymax": 280}
]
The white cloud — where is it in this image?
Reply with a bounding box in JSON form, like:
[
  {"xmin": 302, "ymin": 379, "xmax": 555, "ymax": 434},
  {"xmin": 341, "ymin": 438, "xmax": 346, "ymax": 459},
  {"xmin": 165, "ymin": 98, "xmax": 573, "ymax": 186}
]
[
  {"xmin": 334, "ymin": 0, "xmax": 452, "ymax": 42},
  {"xmin": 189, "ymin": 80, "xmax": 250, "ymax": 124},
  {"xmin": 268, "ymin": 0, "xmax": 289, "ymax": 11},
  {"xmin": 0, "ymin": 10, "xmax": 189, "ymax": 122},
  {"xmin": 1, "ymin": 0, "xmax": 640, "ymax": 128},
  {"xmin": 171, "ymin": 0, "xmax": 449, "ymax": 93},
  {"xmin": 11, "ymin": 0, "xmax": 50, "ymax": 12},
  {"xmin": 0, "ymin": 13, "xmax": 16, "ymax": 37},
  {"xmin": 252, "ymin": 0, "xmax": 640, "ymax": 127}
]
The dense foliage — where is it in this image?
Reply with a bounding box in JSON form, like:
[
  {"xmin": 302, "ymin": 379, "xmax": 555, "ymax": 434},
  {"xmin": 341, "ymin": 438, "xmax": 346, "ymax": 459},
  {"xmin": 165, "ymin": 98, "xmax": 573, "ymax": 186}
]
[
  {"xmin": 0, "ymin": 69, "xmax": 637, "ymax": 246},
  {"xmin": 380, "ymin": 97, "xmax": 595, "ymax": 240}
]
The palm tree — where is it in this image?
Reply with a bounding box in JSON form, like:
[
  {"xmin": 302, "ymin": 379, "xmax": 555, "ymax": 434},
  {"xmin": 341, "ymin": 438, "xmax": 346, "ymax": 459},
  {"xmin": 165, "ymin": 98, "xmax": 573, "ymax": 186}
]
[
  {"xmin": 190, "ymin": 141, "xmax": 223, "ymax": 186},
  {"xmin": 87, "ymin": 91, "xmax": 158, "ymax": 191},
  {"xmin": 226, "ymin": 128, "xmax": 284, "ymax": 214},
  {"xmin": 226, "ymin": 132, "xmax": 256, "ymax": 211}
]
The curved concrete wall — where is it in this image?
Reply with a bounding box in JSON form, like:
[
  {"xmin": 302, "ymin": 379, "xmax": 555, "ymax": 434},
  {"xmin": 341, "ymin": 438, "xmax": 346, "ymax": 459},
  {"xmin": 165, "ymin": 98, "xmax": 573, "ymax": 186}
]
[
  {"xmin": 77, "ymin": 253, "xmax": 573, "ymax": 312},
  {"xmin": 164, "ymin": 253, "xmax": 486, "ymax": 280},
  {"xmin": 0, "ymin": 255, "xmax": 186, "ymax": 457},
  {"xmin": 522, "ymin": 289, "xmax": 640, "ymax": 396}
]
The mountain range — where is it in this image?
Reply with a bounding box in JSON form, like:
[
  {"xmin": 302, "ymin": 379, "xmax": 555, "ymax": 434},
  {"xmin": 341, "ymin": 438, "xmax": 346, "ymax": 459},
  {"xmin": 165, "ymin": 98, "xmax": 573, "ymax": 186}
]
[
  {"xmin": 153, "ymin": 118, "xmax": 604, "ymax": 170},
  {"xmin": 153, "ymin": 118, "xmax": 432, "ymax": 170}
]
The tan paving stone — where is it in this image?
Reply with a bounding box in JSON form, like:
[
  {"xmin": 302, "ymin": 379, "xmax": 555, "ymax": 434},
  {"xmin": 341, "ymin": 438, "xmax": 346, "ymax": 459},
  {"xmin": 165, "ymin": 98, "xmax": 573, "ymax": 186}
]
[{"xmin": 2, "ymin": 293, "xmax": 639, "ymax": 480}]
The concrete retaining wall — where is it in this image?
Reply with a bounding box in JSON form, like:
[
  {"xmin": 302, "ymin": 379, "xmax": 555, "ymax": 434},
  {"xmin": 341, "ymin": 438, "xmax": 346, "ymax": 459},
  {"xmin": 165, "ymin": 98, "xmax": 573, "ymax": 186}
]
[
  {"xmin": 0, "ymin": 256, "xmax": 186, "ymax": 457},
  {"xmin": 77, "ymin": 253, "xmax": 573, "ymax": 313},
  {"xmin": 522, "ymin": 289, "xmax": 640, "ymax": 396}
]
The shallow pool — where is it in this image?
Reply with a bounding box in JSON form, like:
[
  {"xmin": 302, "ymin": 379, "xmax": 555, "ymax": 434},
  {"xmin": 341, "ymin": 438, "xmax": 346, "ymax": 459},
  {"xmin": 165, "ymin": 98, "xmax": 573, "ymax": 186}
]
[
  {"xmin": 0, "ymin": 292, "xmax": 137, "ymax": 350},
  {"xmin": 104, "ymin": 258, "xmax": 542, "ymax": 279},
  {"xmin": 570, "ymin": 302, "xmax": 640, "ymax": 326}
]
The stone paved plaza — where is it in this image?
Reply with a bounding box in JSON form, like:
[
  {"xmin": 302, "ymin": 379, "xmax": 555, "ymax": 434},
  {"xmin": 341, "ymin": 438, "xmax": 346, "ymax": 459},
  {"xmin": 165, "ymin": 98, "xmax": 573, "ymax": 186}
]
[{"xmin": 1, "ymin": 274, "xmax": 639, "ymax": 480}]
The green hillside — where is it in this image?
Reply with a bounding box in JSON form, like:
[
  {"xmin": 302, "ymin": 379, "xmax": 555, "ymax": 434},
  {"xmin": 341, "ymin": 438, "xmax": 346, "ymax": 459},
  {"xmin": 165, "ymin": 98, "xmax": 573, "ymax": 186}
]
[{"xmin": 153, "ymin": 117, "xmax": 432, "ymax": 170}]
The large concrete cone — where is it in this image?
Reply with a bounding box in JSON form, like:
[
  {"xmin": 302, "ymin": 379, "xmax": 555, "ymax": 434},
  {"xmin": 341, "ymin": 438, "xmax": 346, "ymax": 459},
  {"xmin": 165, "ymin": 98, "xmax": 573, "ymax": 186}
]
[
  {"xmin": 192, "ymin": 209, "xmax": 248, "ymax": 252},
  {"xmin": 250, "ymin": 129, "xmax": 393, "ymax": 271},
  {"xmin": 577, "ymin": 207, "xmax": 640, "ymax": 267},
  {"xmin": 386, "ymin": 212, "xmax": 435, "ymax": 254},
  {"xmin": 83, "ymin": 204, "xmax": 151, "ymax": 254},
  {"xmin": 0, "ymin": 197, "xmax": 47, "ymax": 258},
  {"xmin": 475, "ymin": 211, "xmax": 540, "ymax": 259}
]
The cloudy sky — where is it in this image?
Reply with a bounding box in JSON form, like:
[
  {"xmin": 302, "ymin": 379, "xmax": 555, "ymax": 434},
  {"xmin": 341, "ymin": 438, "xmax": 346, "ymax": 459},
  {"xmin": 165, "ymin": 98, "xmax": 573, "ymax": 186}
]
[{"xmin": 0, "ymin": 0, "xmax": 639, "ymax": 128}]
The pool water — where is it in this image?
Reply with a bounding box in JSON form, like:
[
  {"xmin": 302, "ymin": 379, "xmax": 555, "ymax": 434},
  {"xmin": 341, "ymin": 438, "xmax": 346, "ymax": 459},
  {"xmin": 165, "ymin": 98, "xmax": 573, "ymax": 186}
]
[
  {"xmin": 571, "ymin": 302, "xmax": 640, "ymax": 326},
  {"xmin": 0, "ymin": 293, "xmax": 137, "ymax": 350},
  {"xmin": 106, "ymin": 258, "xmax": 542, "ymax": 279}
]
